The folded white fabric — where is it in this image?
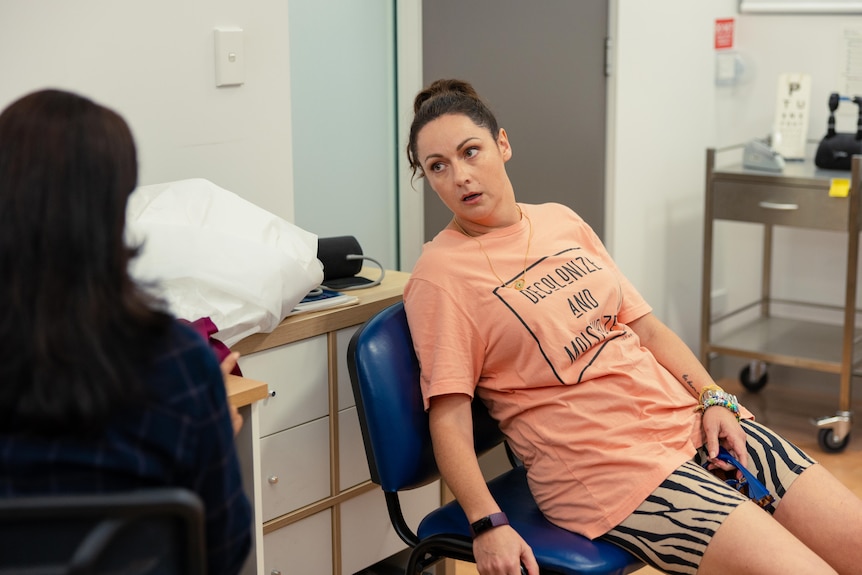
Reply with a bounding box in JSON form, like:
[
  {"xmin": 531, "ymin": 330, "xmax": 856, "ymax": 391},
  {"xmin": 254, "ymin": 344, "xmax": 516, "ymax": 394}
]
[{"xmin": 126, "ymin": 178, "xmax": 324, "ymax": 347}]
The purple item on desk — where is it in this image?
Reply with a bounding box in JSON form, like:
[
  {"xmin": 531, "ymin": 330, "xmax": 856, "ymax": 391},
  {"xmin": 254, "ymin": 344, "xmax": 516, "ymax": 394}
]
[{"xmin": 180, "ymin": 317, "xmax": 243, "ymax": 376}]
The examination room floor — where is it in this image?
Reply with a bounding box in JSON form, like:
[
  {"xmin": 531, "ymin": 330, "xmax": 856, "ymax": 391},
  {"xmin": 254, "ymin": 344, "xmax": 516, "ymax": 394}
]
[{"xmin": 453, "ymin": 363, "xmax": 862, "ymax": 575}]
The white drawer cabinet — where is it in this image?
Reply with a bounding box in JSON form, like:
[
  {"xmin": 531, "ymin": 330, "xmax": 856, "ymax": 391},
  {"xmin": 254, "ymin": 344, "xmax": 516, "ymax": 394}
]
[
  {"xmin": 338, "ymin": 406, "xmax": 369, "ymax": 490},
  {"xmin": 240, "ymin": 335, "xmax": 328, "ymax": 438},
  {"xmin": 335, "ymin": 326, "xmax": 359, "ymax": 412},
  {"xmin": 263, "ymin": 509, "xmax": 332, "ymax": 575},
  {"xmin": 340, "ymin": 482, "xmax": 441, "ymax": 575},
  {"xmin": 232, "ymin": 271, "xmax": 440, "ymax": 574},
  {"xmin": 259, "ymin": 416, "xmax": 330, "ymax": 522}
]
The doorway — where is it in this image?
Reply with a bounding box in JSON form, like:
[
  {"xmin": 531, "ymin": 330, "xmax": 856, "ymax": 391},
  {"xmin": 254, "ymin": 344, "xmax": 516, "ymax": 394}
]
[{"xmin": 421, "ymin": 0, "xmax": 609, "ymax": 240}]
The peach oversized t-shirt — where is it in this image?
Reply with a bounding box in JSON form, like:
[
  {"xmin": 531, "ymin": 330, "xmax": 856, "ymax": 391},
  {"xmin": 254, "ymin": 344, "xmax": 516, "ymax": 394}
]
[{"xmin": 404, "ymin": 203, "xmax": 707, "ymax": 539}]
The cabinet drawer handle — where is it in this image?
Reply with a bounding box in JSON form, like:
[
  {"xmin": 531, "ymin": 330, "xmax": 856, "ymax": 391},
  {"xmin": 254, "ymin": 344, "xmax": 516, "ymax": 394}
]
[
  {"xmin": 268, "ymin": 475, "xmax": 279, "ymax": 484},
  {"xmin": 758, "ymin": 201, "xmax": 799, "ymax": 211},
  {"xmin": 271, "ymin": 571, "xmax": 282, "ymax": 575}
]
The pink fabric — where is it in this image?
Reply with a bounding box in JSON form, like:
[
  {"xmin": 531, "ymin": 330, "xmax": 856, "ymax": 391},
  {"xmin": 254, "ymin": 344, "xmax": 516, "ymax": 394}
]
[{"xmin": 181, "ymin": 317, "xmax": 242, "ymax": 377}]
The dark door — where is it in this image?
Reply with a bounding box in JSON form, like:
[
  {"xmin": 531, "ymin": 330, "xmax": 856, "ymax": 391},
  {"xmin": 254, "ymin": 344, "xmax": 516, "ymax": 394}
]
[{"xmin": 421, "ymin": 0, "xmax": 608, "ymax": 240}]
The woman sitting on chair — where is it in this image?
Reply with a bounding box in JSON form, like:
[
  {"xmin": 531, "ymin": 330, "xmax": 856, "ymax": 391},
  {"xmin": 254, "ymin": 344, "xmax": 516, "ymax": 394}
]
[
  {"xmin": 403, "ymin": 78, "xmax": 862, "ymax": 575},
  {"xmin": 0, "ymin": 89, "xmax": 251, "ymax": 575}
]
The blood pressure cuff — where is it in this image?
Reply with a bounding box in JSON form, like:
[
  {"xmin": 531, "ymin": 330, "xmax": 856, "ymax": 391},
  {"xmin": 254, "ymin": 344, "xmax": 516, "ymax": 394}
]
[{"xmin": 317, "ymin": 236, "xmax": 374, "ymax": 289}]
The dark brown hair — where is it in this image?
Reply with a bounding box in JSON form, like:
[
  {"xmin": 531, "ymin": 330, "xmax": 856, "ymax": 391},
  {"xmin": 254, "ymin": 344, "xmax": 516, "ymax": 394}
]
[
  {"xmin": 0, "ymin": 89, "xmax": 171, "ymax": 433},
  {"xmin": 407, "ymin": 79, "xmax": 500, "ymax": 179}
]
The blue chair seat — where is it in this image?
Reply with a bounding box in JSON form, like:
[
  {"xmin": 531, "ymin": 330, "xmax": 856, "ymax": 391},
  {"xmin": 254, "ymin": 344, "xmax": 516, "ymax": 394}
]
[{"xmin": 418, "ymin": 467, "xmax": 638, "ymax": 575}]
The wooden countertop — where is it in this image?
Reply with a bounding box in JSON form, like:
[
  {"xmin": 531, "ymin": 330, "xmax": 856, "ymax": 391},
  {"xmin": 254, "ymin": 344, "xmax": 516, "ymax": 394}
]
[
  {"xmin": 224, "ymin": 269, "xmax": 409, "ymax": 408},
  {"xmin": 226, "ymin": 373, "xmax": 269, "ymax": 407},
  {"xmin": 231, "ymin": 269, "xmax": 410, "ymax": 356}
]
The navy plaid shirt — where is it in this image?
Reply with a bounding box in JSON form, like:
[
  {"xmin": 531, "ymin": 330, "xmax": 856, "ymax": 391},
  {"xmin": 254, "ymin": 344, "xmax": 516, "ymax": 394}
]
[{"xmin": 0, "ymin": 320, "xmax": 252, "ymax": 575}]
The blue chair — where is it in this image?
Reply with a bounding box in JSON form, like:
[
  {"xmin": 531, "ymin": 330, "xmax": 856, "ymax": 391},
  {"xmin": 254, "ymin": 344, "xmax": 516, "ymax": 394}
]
[
  {"xmin": 347, "ymin": 302, "xmax": 643, "ymax": 575},
  {"xmin": 0, "ymin": 487, "xmax": 206, "ymax": 574}
]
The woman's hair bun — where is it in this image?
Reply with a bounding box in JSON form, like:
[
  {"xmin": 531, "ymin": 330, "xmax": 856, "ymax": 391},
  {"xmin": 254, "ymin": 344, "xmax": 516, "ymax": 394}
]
[{"xmin": 413, "ymin": 79, "xmax": 479, "ymax": 113}]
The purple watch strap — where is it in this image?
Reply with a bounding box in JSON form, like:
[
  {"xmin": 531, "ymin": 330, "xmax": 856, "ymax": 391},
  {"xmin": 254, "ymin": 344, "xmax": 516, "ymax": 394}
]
[{"xmin": 469, "ymin": 511, "xmax": 509, "ymax": 537}]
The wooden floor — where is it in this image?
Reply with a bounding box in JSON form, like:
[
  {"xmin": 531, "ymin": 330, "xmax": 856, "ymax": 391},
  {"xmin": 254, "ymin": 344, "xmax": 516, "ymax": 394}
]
[{"xmin": 452, "ymin": 363, "xmax": 862, "ymax": 575}]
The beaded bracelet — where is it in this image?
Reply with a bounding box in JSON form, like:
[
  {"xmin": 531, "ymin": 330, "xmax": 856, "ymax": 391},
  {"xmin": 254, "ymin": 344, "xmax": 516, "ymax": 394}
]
[
  {"xmin": 696, "ymin": 386, "xmax": 741, "ymax": 421},
  {"xmin": 697, "ymin": 383, "xmax": 724, "ymax": 401}
]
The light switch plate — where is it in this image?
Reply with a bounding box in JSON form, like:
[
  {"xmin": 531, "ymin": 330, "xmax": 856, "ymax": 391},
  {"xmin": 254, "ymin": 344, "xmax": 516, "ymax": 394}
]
[{"xmin": 214, "ymin": 28, "xmax": 244, "ymax": 87}]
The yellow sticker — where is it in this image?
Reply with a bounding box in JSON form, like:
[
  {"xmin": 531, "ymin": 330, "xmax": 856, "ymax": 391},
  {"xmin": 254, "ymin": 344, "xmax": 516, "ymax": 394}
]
[{"xmin": 830, "ymin": 178, "xmax": 851, "ymax": 198}]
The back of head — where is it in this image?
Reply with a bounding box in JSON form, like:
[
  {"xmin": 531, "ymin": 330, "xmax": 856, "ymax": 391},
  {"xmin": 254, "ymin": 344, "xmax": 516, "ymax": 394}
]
[
  {"xmin": 0, "ymin": 89, "xmax": 170, "ymax": 434},
  {"xmin": 407, "ymin": 79, "xmax": 500, "ymax": 178},
  {"xmin": 0, "ymin": 90, "xmax": 137, "ymax": 284}
]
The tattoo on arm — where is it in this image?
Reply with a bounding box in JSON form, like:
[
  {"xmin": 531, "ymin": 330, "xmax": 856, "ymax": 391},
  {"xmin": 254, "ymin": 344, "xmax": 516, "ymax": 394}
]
[{"xmin": 682, "ymin": 374, "xmax": 697, "ymax": 394}]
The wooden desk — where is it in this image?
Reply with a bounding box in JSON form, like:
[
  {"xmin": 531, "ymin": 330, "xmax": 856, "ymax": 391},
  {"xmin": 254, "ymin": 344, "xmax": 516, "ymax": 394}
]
[
  {"xmin": 223, "ymin": 268, "xmax": 411, "ymax": 409},
  {"xmin": 233, "ymin": 269, "xmax": 410, "ymax": 354},
  {"xmin": 231, "ymin": 270, "xmax": 437, "ymax": 575},
  {"xmin": 226, "ymin": 374, "xmax": 269, "ymax": 407}
]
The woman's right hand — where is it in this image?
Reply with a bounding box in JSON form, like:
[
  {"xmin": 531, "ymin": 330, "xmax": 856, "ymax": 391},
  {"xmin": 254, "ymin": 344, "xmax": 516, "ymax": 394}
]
[
  {"xmin": 472, "ymin": 525, "xmax": 539, "ymax": 575},
  {"xmin": 427, "ymin": 393, "xmax": 538, "ymax": 574}
]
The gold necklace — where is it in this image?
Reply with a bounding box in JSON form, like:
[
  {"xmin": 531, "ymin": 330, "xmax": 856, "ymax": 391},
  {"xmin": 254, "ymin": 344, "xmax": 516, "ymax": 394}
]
[{"xmin": 452, "ymin": 205, "xmax": 533, "ymax": 290}]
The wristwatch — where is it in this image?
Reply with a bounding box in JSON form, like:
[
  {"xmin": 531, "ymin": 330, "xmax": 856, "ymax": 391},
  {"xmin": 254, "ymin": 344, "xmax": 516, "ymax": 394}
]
[{"xmin": 469, "ymin": 511, "xmax": 509, "ymax": 538}]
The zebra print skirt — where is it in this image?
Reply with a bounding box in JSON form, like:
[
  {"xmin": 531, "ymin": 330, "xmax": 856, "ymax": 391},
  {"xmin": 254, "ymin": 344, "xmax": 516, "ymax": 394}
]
[{"xmin": 600, "ymin": 420, "xmax": 815, "ymax": 574}]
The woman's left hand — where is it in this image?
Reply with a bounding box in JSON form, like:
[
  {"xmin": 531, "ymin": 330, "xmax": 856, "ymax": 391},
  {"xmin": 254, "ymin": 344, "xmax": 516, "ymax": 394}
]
[
  {"xmin": 701, "ymin": 406, "xmax": 747, "ymax": 472},
  {"xmin": 221, "ymin": 352, "xmax": 244, "ymax": 437}
]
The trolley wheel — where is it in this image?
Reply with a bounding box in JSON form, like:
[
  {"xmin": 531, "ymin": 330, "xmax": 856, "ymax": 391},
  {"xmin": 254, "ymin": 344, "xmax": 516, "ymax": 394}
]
[
  {"xmin": 739, "ymin": 364, "xmax": 769, "ymax": 392},
  {"xmin": 817, "ymin": 428, "xmax": 850, "ymax": 453}
]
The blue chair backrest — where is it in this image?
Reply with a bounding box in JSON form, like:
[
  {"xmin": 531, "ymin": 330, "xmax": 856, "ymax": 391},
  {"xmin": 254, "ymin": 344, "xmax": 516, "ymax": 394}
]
[{"xmin": 348, "ymin": 302, "xmax": 503, "ymax": 494}]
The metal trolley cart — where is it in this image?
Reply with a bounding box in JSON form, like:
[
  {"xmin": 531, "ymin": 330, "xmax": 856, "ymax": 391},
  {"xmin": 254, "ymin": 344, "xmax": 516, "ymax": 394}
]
[{"xmin": 700, "ymin": 147, "xmax": 861, "ymax": 452}]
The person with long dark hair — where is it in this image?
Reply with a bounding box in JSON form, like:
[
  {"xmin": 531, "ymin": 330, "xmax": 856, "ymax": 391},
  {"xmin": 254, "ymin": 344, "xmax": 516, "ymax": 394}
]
[{"xmin": 0, "ymin": 88, "xmax": 251, "ymax": 574}]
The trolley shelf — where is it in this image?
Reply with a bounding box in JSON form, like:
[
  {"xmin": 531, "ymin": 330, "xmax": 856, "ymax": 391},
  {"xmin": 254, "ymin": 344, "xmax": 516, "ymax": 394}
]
[
  {"xmin": 706, "ymin": 316, "xmax": 862, "ymax": 375},
  {"xmin": 700, "ymin": 146, "xmax": 861, "ymax": 452}
]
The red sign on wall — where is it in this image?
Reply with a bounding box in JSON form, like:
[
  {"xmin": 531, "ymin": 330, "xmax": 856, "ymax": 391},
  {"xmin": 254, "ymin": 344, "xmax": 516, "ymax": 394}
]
[{"xmin": 715, "ymin": 18, "xmax": 735, "ymax": 50}]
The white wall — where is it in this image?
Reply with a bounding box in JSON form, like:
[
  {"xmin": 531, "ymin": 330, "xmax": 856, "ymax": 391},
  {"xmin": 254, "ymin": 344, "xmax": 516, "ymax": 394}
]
[
  {"xmin": 0, "ymin": 0, "xmax": 294, "ymax": 221},
  {"xmin": 713, "ymin": 12, "xmax": 862, "ymax": 318},
  {"xmin": 609, "ymin": 2, "xmax": 862, "ymax": 350},
  {"xmin": 717, "ymin": 13, "xmax": 862, "ymax": 147},
  {"xmin": 609, "ymin": 1, "xmax": 736, "ymax": 347},
  {"xmin": 607, "ymin": 1, "xmax": 862, "ymax": 349}
]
